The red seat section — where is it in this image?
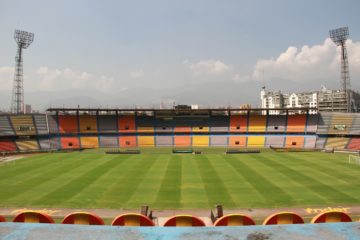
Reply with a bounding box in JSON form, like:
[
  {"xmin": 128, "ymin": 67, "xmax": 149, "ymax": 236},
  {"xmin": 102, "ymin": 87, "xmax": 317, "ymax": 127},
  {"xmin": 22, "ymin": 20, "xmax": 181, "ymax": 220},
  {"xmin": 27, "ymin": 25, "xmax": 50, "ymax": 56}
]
[
  {"xmin": 0, "ymin": 215, "xmax": 6, "ymax": 222},
  {"xmin": 61, "ymin": 137, "xmax": 80, "ymax": 149},
  {"xmin": 347, "ymin": 138, "xmax": 360, "ymax": 150},
  {"xmin": 0, "ymin": 140, "xmax": 17, "ymax": 151},
  {"xmin": 62, "ymin": 212, "xmax": 104, "ymax": 225},
  {"xmin": 287, "ymin": 115, "xmax": 306, "ymax": 132},
  {"xmin": 58, "ymin": 115, "xmax": 78, "ymax": 133},
  {"xmin": 13, "ymin": 211, "xmax": 55, "ymax": 223},
  {"xmin": 163, "ymin": 215, "xmax": 205, "ymax": 227},
  {"xmin": 112, "ymin": 213, "xmax": 154, "ymax": 226},
  {"xmin": 214, "ymin": 214, "xmax": 255, "ymax": 226},
  {"xmin": 263, "ymin": 212, "xmax": 304, "ymax": 225},
  {"xmin": 118, "ymin": 115, "xmax": 136, "ymax": 133},
  {"xmin": 311, "ymin": 211, "xmax": 352, "ymax": 223}
]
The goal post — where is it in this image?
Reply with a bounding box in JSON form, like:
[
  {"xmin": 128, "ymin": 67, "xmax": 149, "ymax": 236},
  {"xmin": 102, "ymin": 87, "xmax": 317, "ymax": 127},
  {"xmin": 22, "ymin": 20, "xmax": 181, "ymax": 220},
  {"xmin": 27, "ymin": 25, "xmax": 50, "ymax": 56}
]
[{"xmin": 348, "ymin": 154, "xmax": 360, "ymax": 165}]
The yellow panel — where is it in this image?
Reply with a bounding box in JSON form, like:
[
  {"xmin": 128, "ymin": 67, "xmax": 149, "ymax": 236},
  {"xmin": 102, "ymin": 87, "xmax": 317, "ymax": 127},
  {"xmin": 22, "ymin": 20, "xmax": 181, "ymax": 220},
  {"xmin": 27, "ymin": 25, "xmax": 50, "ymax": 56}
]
[
  {"xmin": 278, "ymin": 214, "xmax": 293, "ymax": 224},
  {"xmin": 10, "ymin": 115, "xmax": 36, "ymax": 135},
  {"xmin": 138, "ymin": 136, "xmax": 154, "ymax": 146},
  {"xmin": 74, "ymin": 214, "xmax": 89, "ymax": 225},
  {"xmin": 328, "ymin": 115, "xmax": 353, "ymax": 134},
  {"xmin": 247, "ymin": 136, "xmax": 265, "ymax": 147},
  {"xmin": 79, "ymin": 116, "xmax": 98, "ymax": 133},
  {"xmin": 192, "ymin": 126, "xmax": 209, "ymax": 133},
  {"xmin": 16, "ymin": 140, "xmax": 39, "ymax": 151},
  {"xmin": 192, "ymin": 136, "xmax": 209, "ymax": 147},
  {"xmin": 124, "ymin": 215, "xmax": 140, "ymax": 226},
  {"xmin": 325, "ymin": 138, "xmax": 349, "ymax": 150},
  {"xmin": 137, "ymin": 127, "xmax": 154, "ymax": 133},
  {"xmin": 80, "ymin": 137, "xmax": 99, "ymax": 148},
  {"xmin": 248, "ymin": 116, "xmax": 266, "ymax": 132}
]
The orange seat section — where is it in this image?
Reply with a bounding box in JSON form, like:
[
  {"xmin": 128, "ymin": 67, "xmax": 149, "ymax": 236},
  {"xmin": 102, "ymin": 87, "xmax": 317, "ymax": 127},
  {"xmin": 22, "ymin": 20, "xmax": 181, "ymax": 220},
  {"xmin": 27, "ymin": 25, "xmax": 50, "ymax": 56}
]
[
  {"xmin": 347, "ymin": 138, "xmax": 360, "ymax": 150},
  {"xmin": 80, "ymin": 137, "xmax": 99, "ymax": 148},
  {"xmin": 61, "ymin": 137, "xmax": 80, "ymax": 149},
  {"xmin": 118, "ymin": 116, "xmax": 136, "ymax": 133},
  {"xmin": 112, "ymin": 213, "xmax": 154, "ymax": 226},
  {"xmin": 311, "ymin": 211, "xmax": 352, "ymax": 223},
  {"xmin": 174, "ymin": 126, "xmax": 191, "ymax": 133},
  {"xmin": 13, "ymin": 211, "xmax": 55, "ymax": 223},
  {"xmin": 79, "ymin": 115, "xmax": 98, "ymax": 133},
  {"xmin": 58, "ymin": 115, "xmax": 78, "ymax": 133},
  {"xmin": 263, "ymin": 212, "xmax": 304, "ymax": 225},
  {"xmin": 230, "ymin": 115, "xmax": 247, "ymax": 133},
  {"xmin": 214, "ymin": 214, "xmax": 255, "ymax": 226},
  {"xmin": 62, "ymin": 212, "xmax": 104, "ymax": 225},
  {"xmin": 163, "ymin": 215, "xmax": 205, "ymax": 227},
  {"xmin": 285, "ymin": 136, "xmax": 305, "ymax": 148},
  {"xmin": 229, "ymin": 136, "xmax": 246, "ymax": 147},
  {"xmin": 287, "ymin": 115, "xmax": 306, "ymax": 132},
  {"xmin": 119, "ymin": 136, "xmax": 137, "ymax": 147},
  {"xmin": 174, "ymin": 136, "xmax": 191, "ymax": 147}
]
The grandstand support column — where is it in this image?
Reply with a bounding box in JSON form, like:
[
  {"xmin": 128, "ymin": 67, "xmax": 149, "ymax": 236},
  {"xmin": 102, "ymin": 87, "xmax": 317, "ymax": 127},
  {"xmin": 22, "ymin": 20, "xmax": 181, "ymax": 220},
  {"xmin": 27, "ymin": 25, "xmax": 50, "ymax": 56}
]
[
  {"xmin": 115, "ymin": 111, "xmax": 120, "ymax": 148},
  {"xmin": 304, "ymin": 110, "xmax": 309, "ymax": 134},
  {"xmin": 77, "ymin": 111, "xmax": 81, "ymax": 148},
  {"xmin": 96, "ymin": 111, "xmax": 101, "ymax": 148}
]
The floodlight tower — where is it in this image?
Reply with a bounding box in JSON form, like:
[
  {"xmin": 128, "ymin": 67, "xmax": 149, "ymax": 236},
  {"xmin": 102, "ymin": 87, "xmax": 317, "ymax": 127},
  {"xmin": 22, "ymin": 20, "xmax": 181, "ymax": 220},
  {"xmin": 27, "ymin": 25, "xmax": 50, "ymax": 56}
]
[
  {"xmin": 329, "ymin": 27, "xmax": 351, "ymax": 112},
  {"xmin": 11, "ymin": 29, "xmax": 34, "ymax": 114}
]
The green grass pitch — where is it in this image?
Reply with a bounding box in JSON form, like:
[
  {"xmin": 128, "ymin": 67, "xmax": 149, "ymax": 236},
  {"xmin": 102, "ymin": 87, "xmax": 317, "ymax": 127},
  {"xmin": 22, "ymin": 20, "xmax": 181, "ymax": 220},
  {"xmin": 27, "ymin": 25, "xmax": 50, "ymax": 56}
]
[{"xmin": 0, "ymin": 148, "xmax": 359, "ymax": 210}]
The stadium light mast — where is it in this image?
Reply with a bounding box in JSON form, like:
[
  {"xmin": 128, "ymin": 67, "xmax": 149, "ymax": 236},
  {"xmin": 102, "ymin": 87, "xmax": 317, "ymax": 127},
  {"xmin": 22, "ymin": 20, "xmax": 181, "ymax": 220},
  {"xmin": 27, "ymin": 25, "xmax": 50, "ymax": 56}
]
[
  {"xmin": 11, "ymin": 29, "xmax": 34, "ymax": 114},
  {"xmin": 329, "ymin": 27, "xmax": 351, "ymax": 112}
]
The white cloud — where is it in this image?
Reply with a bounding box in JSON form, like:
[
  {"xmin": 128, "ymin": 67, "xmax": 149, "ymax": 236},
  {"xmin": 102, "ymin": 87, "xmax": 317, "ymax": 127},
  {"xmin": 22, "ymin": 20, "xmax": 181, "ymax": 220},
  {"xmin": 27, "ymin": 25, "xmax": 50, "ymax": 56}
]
[
  {"xmin": 252, "ymin": 38, "xmax": 360, "ymax": 88},
  {"xmin": 0, "ymin": 66, "xmax": 14, "ymax": 90},
  {"xmin": 129, "ymin": 69, "xmax": 144, "ymax": 78},
  {"xmin": 35, "ymin": 67, "xmax": 114, "ymax": 91},
  {"xmin": 187, "ymin": 59, "xmax": 232, "ymax": 75}
]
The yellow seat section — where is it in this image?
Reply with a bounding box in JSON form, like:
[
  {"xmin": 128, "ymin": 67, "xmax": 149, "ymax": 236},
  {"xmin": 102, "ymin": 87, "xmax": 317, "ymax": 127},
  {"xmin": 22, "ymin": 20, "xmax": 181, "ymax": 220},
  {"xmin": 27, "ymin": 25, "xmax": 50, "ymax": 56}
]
[
  {"xmin": 248, "ymin": 115, "xmax": 266, "ymax": 132},
  {"xmin": 325, "ymin": 137, "xmax": 349, "ymax": 150},
  {"xmin": 137, "ymin": 127, "xmax": 154, "ymax": 133},
  {"xmin": 247, "ymin": 136, "xmax": 265, "ymax": 147},
  {"xmin": 192, "ymin": 136, "xmax": 209, "ymax": 147},
  {"xmin": 138, "ymin": 136, "xmax": 154, "ymax": 146},
  {"xmin": 80, "ymin": 137, "xmax": 99, "ymax": 148},
  {"xmin": 15, "ymin": 140, "xmax": 39, "ymax": 151},
  {"xmin": 192, "ymin": 126, "xmax": 209, "ymax": 133},
  {"xmin": 10, "ymin": 115, "xmax": 36, "ymax": 135},
  {"xmin": 79, "ymin": 115, "xmax": 98, "ymax": 133},
  {"xmin": 328, "ymin": 114, "xmax": 353, "ymax": 134}
]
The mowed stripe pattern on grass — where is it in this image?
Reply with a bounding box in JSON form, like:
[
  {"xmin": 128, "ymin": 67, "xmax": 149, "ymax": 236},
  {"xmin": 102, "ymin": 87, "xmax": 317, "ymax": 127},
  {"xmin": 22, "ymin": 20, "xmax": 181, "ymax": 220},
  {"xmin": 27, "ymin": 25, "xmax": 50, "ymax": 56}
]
[{"xmin": 0, "ymin": 150, "xmax": 359, "ymax": 209}]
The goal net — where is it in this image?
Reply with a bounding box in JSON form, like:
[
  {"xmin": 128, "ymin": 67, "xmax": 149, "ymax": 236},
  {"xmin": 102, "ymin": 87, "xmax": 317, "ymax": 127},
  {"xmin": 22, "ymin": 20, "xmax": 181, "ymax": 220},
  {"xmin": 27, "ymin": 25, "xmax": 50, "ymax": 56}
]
[{"xmin": 348, "ymin": 155, "xmax": 360, "ymax": 166}]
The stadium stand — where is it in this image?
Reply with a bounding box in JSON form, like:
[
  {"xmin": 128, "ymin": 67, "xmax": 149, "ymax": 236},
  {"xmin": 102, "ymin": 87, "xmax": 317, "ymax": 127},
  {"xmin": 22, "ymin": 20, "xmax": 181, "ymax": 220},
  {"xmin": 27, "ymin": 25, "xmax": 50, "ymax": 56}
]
[
  {"xmin": 112, "ymin": 214, "xmax": 154, "ymax": 226},
  {"xmin": 47, "ymin": 115, "xmax": 59, "ymax": 134},
  {"xmin": 315, "ymin": 136, "xmax": 327, "ymax": 149},
  {"xmin": 347, "ymin": 137, "xmax": 360, "ymax": 150},
  {"xmin": 325, "ymin": 137, "xmax": 349, "ymax": 150},
  {"xmin": 118, "ymin": 115, "xmax": 136, "ymax": 133},
  {"xmin": 192, "ymin": 135, "xmax": 209, "ymax": 147},
  {"xmin": 79, "ymin": 115, "xmax": 98, "ymax": 133},
  {"xmin": 214, "ymin": 214, "xmax": 255, "ymax": 226},
  {"xmin": 98, "ymin": 115, "xmax": 117, "ymax": 133},
  {"xmin": 99, "ymin": 136, "xmax": 118, "ymax": 148},
  {"xmin": 328, "ymin": 113, "xmax": 353, "ymax": 134},
  {"xmin": 15, "ymin": 139, "xmax": 39, "ymax": 151},
  {"xmin": 263, "ymin": 212, "xmax": 304, "ymax": 225},
  {"xmin": 210, "ymin": 135, "xmax": 228, "ymax": 146},
  {"xmin": 61, "ymin": 137, "xmax": 80, "ymax": 149},
  {"xmin": 58, "ymin": 115, "xmax": 78, "ymax": 133},
  {"xmin": 174, "ymin": 135, "xmax": 191, "ymax": 147},
  {"xmin": 33, "ymin": 114, "xmax": 48, "ymax": 135},
  {"xmin": 316, "ymin": 113, "xmax": 332, "ymax": 134},
  {"xmin": 137, "ymin": 136, "xmax": 155, "ymax": 147},
  {"xmin": 163, "ymin": 215, "xmax": 206, "ymax": 227},
  {"xmin": 247, "ymin": 136, "xmax": 265, "ymax": 147},
  {"xmin": 154, "ymin": 125, "xmax": 173, "ymax": 133},
  {"xmin": 285, "ymin": 136, "xmax": 305, "ymax": 148},
  {"xmin": 229, "ymin": 115, "xmax": 247, "ymax": 133},
  {"xmin": 192, "ymin": 125, "xmax": 209, "ymax": 133},
  {"xmin": 0, "ymin": 140, "xmax": 17, "ymax": 151},
  {"xmin": 265, "ymin": 135, "xmax": 285, "ymax": 148},
  {"xmin": 287, "ymin": 114, "xmax": 306, "ymax": 133},
  {"xmin": 311, "ymin": 211, "xmax": 352, "ymax": 223},
  {"xmin": 349, "ymin": 114, "xmax": 360, "ymax": 135},
  {"xmin": 155, "ymin": 135, "xmax": 173, "ymax": 146},
  {"xmin": 267, "ymin": 115, "xmax": 286, "ymax": 133},
  {"xmin": 62, "ymin": 212, "xmax": 104, "ymax": 225},
  {"xmin": 80, "ymin": 137, "xmax": 99, "ymax": 148},
  {"xmin": 49, "ymin": 137, "xmax": 61, "ymax": 150},
  {"xmin": 38, "ymin": 138, "xmax": 51, "ymax": 150},
  {"xmin": 13, "ymin": 211, "xmax": 55, "ymax": 224},
  {"xmin": 228, "ymin": 135, "xmax": 246, "ymax": 147},
  {"xmin": 248, "ymin": 115, "xmax": 266, "ymax": 132},
  {"xmin": 306, "ymin": 114, "xmax": 318, "ymax": 133},
  {"xmin": 10, "ymin": 115, "xmax": 36, "ymax": 135},
  {"xmin": 119, "ymin": 136, "xmax": 137, "ymax": 147},
  {"xmin": 304, "ymin": 136, "xmax": 317, "ymax": 149},
  {"xmin": 0, "ymin": 115, "xmax": 15, "ymax": 136},
  {"xmin": 137, "ymin": 116, "xmax": 155, "ymax": 133},
  {"xmin": 209, "ymin": 116, "xmax": 229, "ymax": 132}
]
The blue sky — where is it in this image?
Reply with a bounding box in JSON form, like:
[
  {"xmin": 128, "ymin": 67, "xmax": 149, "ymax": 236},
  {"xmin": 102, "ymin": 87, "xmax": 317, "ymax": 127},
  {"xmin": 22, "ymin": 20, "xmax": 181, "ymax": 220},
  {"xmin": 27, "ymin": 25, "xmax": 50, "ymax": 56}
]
[{"xmin": 0, "ymin": 0, "xmax": 360, "ymax": 110}]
